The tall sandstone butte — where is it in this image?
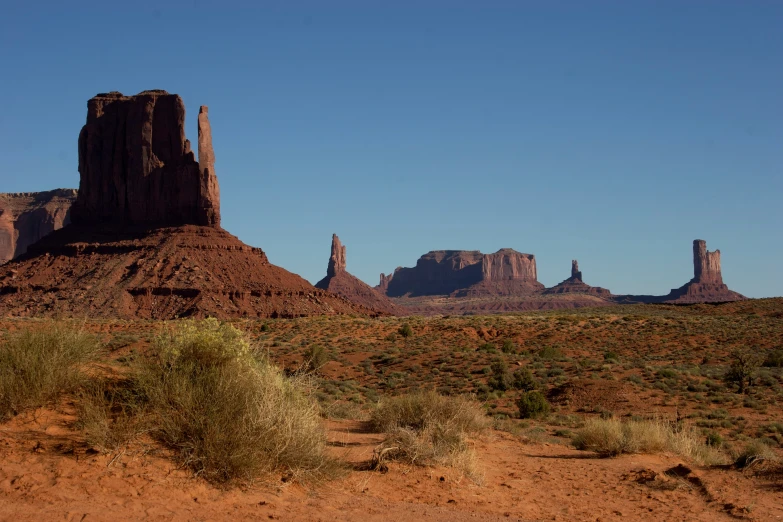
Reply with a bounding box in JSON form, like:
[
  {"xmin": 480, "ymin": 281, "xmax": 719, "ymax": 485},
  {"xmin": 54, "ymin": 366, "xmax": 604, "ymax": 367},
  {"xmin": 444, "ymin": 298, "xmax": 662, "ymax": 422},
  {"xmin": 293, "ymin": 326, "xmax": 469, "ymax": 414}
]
[
  {"xmin": 692, "ymin": 239, "xmax": 723, "ymax": 285},
  {"xmin": 0, "ymin": 91, "xmax": 374, "ymax": 320},
  {"xmin": 378, "ymin": 248, "xmax": 544, "ymax": 297},
  {"xmin": 662, "ymin": 239, "xmax": 743, "ymax": 303},
  {"xmin": 316, "ymin": 234, "xmax": 399, "ymax": 315},
  {"xmin": 70, "ymin": 90, "xmax": 220, "ymax": 227},
  {"xmin": 0, "ymin": 189, "xmax": 77, "ymax": 264}
]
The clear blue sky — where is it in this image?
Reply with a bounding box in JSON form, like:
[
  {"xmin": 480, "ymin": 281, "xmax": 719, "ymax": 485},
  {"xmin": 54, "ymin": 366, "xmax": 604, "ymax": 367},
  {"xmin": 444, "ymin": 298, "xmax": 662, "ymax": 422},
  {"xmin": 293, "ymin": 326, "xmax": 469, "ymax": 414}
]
[{"xmin": 1, "ymin": 1, "xmax": 781, "ymax": 298}]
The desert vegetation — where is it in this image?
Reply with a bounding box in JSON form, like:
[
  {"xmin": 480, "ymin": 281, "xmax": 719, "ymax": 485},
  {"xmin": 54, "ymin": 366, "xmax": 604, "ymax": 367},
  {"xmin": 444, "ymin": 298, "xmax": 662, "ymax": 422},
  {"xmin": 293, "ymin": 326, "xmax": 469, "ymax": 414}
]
[{"xmin": 2, "ymin": 299, "xmax": 783, "ymax": 489}]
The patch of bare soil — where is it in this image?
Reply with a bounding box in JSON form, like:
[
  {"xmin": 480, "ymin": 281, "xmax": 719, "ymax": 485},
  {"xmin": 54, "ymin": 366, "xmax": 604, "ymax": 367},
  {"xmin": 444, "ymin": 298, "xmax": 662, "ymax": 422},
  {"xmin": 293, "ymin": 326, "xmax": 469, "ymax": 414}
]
[{"xmin": 2, "ymin": 404, "xmax": 781, "ymax": 521}]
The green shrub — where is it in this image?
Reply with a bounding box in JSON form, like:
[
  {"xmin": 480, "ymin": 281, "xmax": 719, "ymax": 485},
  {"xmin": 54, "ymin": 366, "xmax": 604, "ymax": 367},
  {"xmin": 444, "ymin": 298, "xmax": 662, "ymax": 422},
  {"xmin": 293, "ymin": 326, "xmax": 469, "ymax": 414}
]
[
  {"xmin": 724, "ymin": 349, "xmax": 763, "ymax": 393},
  {"xmin": 304, "ymin": 345, "xmax": 329, "ymax": 374},
  {"xmin": 516, "ymin": 391, "xmax": 550, "ymax": 419},
  {"xmin": 512, "ymin": 368, "xmax": 539, "ymax": 391},
  {"xmin": 398, "ymin": 324, "xmax": 413, "ymax": 338},
  {"xmin": 501, "ymin": 339, "xmax": 516, "ymax": 354},
  {"xmin": 488, "ymin": 359, "xmax": 511, "ymax": 391},
  {"xmin": 763, "ymin": 349, "xmax": 783, "ymax": 368},
  {"xmin": 0, "ymin": 322, "xmax": 100, "ymax": 420},
  {"xmin": 134, "ymin": 318, "xmax": 332, "ymax": 484}
]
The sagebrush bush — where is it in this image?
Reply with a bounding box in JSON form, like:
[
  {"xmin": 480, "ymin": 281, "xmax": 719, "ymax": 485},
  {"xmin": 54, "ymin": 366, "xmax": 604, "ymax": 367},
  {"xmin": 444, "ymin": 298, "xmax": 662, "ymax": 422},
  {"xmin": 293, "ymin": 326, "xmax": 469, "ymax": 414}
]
[
  {"xmin": 133, "ymin": 318, "xmax": 333, "ymax": 483},
  {"xmin": 573, "ymin": 417, "xmax": 724, "ymax": 465},
  {"xmin": 370, "ymin": 390, "xmax": 488, "ymax": 481},
  {"xmin": 0, "ymin": 323, "xmax": 100, "ymax": 420},
  {"xmin": 516, "ymin": 390, "xmax": 550, "ymax": 419}
]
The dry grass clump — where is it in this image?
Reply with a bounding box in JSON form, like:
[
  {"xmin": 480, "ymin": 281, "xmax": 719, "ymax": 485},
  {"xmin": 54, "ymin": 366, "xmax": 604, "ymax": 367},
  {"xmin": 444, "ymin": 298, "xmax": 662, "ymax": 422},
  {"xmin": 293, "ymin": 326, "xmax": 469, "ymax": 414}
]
[
  {"xmin": 732, "ymin": 440, "xmax": 779, "ymax": 469},
  {"xmin": 0, "ymin": 323, "xmax": 100, "ymax": 420},
  {"xmin": 573, "ymin": 417, "xmax": 725, "ymax": 465},
  {"xmin": 139, "ymin": 318, "xmax": 334, "ymax": 483},
  {"xmin": 79, "ymin": 318, "xmax": 335, "ymax": 484},
  {"xmin": 370, "ymin": 390, "xmax": 489, "ymax": 481}
]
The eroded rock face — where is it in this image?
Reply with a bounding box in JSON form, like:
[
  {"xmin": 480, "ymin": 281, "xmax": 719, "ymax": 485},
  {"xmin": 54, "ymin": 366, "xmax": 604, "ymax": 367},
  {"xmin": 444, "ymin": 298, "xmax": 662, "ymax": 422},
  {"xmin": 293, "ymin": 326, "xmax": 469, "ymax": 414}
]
[
  {"xmin": 0, "ymin": 189, "xmax": 77, "ymax": 263},
  {"xmin": 379, "ymin": 249, "xmax": 543, "ymax": 297},
  {"xmin": 692, "ymin": 239, "xmax": 722, "ymax": 284},
  {"xmin": 327, "ymin": 234, "xmax": 347, "ymax": 277},
  {"xmin": 70, "ymin": 90, "xmax": 220, "ymax": 227},
  {"xmin": 316, "ymin": 234, "xmax": 398, "ymax": 315},
  {"xmin": 571, "ymin": 260, "xmax": 582, "ymax": 281}
]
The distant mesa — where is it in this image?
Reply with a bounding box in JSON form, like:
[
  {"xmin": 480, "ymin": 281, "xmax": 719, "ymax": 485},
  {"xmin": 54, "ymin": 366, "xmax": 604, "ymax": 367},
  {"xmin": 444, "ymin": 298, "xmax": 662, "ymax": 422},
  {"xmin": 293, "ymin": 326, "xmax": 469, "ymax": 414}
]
[
  {"xmin": 0, "ymin": 91, "xmax": 375, "ymax": 320},
  {"xmin": 315, "ymin": 234, "xmax": 399, "ymax": 315},
  {"xmin": 0, "ymin": 189, "xmax": 77, "ymax": 264},
  {"xmin": 377, "ymin": 248, "xmax": 544, "ymax": 298},
  {"xmin": 543, "ymin": 259, "xmax": 612, "ymax": 296}
]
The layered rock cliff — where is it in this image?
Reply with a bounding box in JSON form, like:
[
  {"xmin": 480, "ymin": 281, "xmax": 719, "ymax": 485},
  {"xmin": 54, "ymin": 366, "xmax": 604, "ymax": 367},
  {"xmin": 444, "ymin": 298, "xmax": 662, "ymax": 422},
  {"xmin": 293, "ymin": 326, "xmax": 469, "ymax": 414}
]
[
  {"xmin": 70, "ymin": 90, "xmax": 220, "ymax": 227},
  {"xmin": 0, "ymin": 189, "xmax": 77, "ymax": 263},
  {"xmin": 378, "ymin": 248, "xmax": 544, "ymax": 298},
  {"xmin": 315, "ymin": 234, "xmax": 399, "ymax": 315}
]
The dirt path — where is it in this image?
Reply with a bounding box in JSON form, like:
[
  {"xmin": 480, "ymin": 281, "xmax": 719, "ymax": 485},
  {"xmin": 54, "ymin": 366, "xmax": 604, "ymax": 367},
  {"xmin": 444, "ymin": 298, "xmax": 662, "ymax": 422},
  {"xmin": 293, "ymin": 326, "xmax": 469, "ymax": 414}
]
[{"xmin": 1, "ymin": 409, "xmax": 781, "ymax": 521}]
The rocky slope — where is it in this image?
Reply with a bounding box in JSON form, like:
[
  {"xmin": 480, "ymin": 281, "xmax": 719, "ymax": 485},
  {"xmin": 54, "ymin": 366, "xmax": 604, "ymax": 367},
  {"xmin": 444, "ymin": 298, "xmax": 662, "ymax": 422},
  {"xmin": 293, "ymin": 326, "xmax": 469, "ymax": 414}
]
[
  {"xmin": 0, "ymin": 189, "xmax": 77, "ymax": 264},
  {"xmin": 315, "ymin": 234, "xmax": 400, "ymax": 315},
  {"xmin": 0, "ymin": 91, "xmax": 374, "ymax": 319}
]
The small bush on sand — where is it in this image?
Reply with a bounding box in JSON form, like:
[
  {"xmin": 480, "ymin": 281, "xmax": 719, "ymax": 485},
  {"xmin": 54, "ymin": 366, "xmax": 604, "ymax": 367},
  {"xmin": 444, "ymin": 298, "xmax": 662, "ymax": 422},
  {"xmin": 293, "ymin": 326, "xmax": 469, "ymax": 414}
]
[
  {"xmin": 572, "ymin": 418, "xmax": 724, "ymax": 465},
  {"xmin": 517, "ymin": 391, "xmax": 550, "ymax": 419},
  {"xmin": 0, "ymin": 323, "xmax": 100, "ymax": 420},
  {"xmin": 733, "ymin": 440, "xmax": 778, "ymax": 469},
  {"xmin": 135, "ymin": 318, "xmax": 333, "ymax": 484},
  {"xmin": 370, "ymin": 390, "xmax": 488, "ymax": 481}
]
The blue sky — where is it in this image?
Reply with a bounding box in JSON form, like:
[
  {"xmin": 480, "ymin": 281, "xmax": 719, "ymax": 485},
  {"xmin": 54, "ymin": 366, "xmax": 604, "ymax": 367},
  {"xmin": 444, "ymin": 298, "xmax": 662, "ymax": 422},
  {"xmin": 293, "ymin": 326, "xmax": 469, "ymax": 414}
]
[{"xmin": 1, "ymin": 1, "xmax": 781, "ymax": 297}]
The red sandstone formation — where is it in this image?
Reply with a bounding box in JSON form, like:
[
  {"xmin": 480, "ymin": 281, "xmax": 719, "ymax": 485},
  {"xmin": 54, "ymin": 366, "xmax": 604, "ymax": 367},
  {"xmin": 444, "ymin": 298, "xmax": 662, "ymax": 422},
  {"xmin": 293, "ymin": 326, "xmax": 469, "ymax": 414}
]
[
  {"xmin": 662, "ymin": 240, "xmax": 744, "ymax": 303},
  {"xmin": 0, "ymin": 91, "xmax": 374, "ymax": 319},
  {"xmin": 0, "ymin": 189, "xmax": 77, "ymax": 264},
  {"xmin": 543, "ymin": 259, "xmax": 612, "ymax": 296},
  {"xmin": 71, "ymin": 90, "xmax": 220, "ymax": 227},
  {"xmin": 315, "ymin": 234, "xmax": 399, "ymax": 315},
  {"xmin": 378, "ymin": 249, "xmax": 544, "ymax": 298}
]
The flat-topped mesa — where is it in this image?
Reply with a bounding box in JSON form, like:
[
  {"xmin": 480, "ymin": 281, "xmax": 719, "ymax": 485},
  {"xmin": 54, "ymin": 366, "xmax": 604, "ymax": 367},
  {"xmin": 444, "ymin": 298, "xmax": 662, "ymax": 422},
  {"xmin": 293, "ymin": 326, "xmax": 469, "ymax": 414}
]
[
  {"xmin": 70, "ymin": 90, "xmax": 221, "ymax": 228},
  {"xmin": 327, "ymin": 234, "xmax": 347, "ymax": 276},
  {"xmin": 379, "ymin": 248, "xmax": 543, "ymax": 297},
  {"xmin": 692, "ymin": 239, "xmax": 722, "ymax": 284},
  {"xmin": 571, "ymin": 260, "xmax": 582, "ymax": 281}
]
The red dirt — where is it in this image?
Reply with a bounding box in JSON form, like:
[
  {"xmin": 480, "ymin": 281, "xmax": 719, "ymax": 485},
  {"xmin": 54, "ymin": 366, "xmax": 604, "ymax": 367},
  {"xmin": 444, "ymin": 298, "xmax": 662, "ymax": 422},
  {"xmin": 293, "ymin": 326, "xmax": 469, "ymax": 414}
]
[{"xmin": 1, "ymin": 404, "xmax": 781, "ymax": 521}]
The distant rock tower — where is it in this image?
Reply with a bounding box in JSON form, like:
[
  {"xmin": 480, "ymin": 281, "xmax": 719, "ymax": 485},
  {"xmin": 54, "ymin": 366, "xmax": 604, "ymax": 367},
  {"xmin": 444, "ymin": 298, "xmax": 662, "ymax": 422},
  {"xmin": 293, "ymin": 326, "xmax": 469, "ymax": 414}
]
[
  {"xmin": 571, "ymin": 260, "xmax": 582, "ymax": 281},
  {"xmin": 327, "ymin": 234, "xmax": 347, "ymax": 277},
  {"xmin": 692, "ymin": 239, "xmax": 723, "ymax": 285}
]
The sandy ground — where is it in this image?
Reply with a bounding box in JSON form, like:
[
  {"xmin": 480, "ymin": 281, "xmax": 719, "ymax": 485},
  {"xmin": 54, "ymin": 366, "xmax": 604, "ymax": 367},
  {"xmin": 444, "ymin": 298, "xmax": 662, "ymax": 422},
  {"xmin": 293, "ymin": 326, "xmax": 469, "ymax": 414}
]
[{"xmin": 2, "ymin": 405, "xmax": 782, "ymax": 522}]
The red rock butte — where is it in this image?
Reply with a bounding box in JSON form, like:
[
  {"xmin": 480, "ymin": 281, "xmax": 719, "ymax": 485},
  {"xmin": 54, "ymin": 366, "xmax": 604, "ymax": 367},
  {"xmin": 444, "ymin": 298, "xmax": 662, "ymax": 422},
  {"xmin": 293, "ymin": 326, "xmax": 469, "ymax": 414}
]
[
  {"xmin": 71, "ymin": 90, "xmax": 220, "ymax": 227},
  {"xmin": 315, "ymin": 234, "xmax": 399, "ymax": 315},
  {"xmin": 0, "ymin": 91, "xmax": 375, "ymax": 319}
]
